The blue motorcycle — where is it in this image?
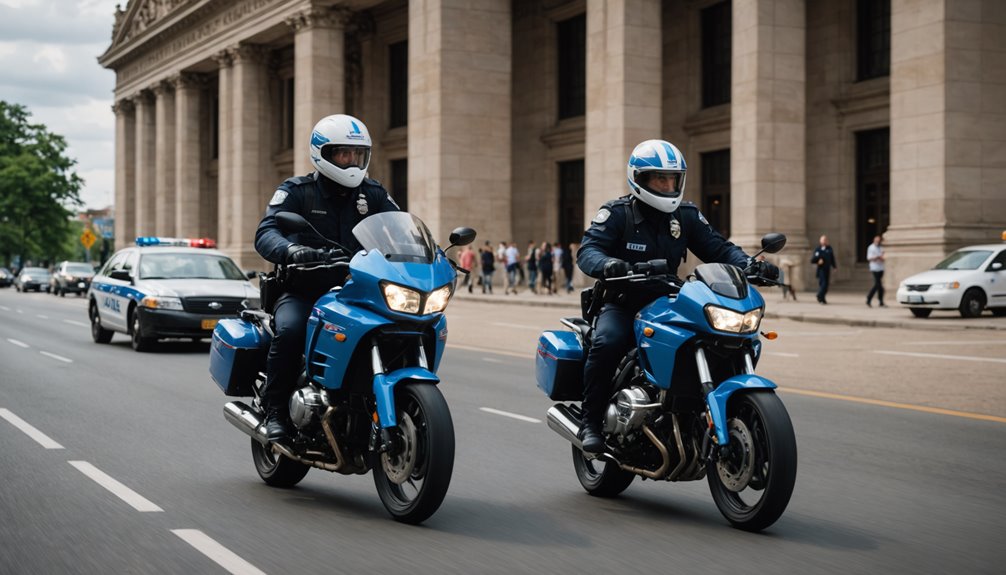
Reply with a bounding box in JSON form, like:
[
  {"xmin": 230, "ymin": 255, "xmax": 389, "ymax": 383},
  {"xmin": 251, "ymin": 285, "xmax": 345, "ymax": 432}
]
[
  {"xmin": 210, "ymin": 211, "xmax": 475, "ymax": 524},
  {"xmin": 536, "ymin": 234, "xmax": 796, "ymax": 531}
]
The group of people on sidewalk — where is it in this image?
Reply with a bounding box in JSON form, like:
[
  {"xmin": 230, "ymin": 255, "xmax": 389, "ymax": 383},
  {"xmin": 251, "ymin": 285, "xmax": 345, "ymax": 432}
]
[
  {"xmin": 811, "ymin": 234, "xmax": 886, "ymax": 307},
  {"xmin": 457, "ymin": 240, "xmax": 578, "ymax": 296}
]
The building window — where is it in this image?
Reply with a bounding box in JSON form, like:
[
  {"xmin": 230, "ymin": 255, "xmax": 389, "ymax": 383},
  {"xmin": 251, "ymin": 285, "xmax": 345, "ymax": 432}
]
[
  {"xmin": 390, "ymin": 159, "xmax": 408, "ymax": 212},
  {"xmin": 857, "ymin": 0, "xmax": 890, "ymax": 81},
  {"xmin": 558, "ymin": 159, "xmax": 585, "ymax": 247},
  {"xmin": 701, "ymin": 149, "xmax": 731, "ymax": 238},
  {"xmin": 701, "ymin": 1, "xmax": 732, "ymax": 108},
  {"xmin": 856, "ymin": 128, "xmax": 889, "ymax": 262},
  {"xmin": 389, "ymin": 41, "xmax": 408, "ymax": 129},
  {"xmin": 280, "ymin": 76, "xmax": 294, "ymax": 150},
  {"xmin": 557, "ymin": 14, "xmax": 586, "ymax": 120}
]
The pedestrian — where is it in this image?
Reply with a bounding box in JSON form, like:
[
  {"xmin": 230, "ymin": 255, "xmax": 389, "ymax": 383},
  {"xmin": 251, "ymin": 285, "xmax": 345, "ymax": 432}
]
[
  {"xmin": 459, "ymin": 245, "xmax": 476, "ymax": 293},
  {"xmin": 253, "ymin": 113, "xmax": 399, "ymax": 442},
  {"xmin": 551, "ymin": 242, "xmax": 563, "ymax": 294},
  {"xmin": 538, "ymin": 241, "xmax": 554, "ymax": 295},
  {"xmin": 504, "ymin": 240, "xmax": 521, "ymax": 295},
  {"xmin": 811, "ymin": 234, "xmax": 837, "ymax": 304},
  {"xmin": 480, "ymin": 241, "xmax": 495, "ymax": 294},
  {"xmin": 525, "ymin": 240, "xmax": 539, "ymax": 294},
  {"xmin": 562, "ymin": 242, "xmax": 576, "ymax": 293},
  {"xmin": 866, "ymin": 234, "xmax": 886, "ymax": 307}
]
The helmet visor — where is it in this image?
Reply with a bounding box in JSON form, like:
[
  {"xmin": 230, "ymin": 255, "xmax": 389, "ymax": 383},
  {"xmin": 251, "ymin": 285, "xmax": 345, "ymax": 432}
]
[
  {"xmin": 322, "ymin": 145, "xmax": 370, "ymax": 170},
  {"xmin": 635, "ymin": 170, "xmax": 684, "ymax": 198}
]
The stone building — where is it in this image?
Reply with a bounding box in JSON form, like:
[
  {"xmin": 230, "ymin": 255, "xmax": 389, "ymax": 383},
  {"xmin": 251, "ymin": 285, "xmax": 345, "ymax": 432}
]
[{"xmin": 100, "ymin": 0, "xmax": 1006, "ymax": 290}]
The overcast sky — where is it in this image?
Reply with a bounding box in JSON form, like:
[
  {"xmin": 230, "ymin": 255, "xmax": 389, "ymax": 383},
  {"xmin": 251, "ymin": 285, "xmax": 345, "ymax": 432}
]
[{"xmin": 0, "ymin": 0, "xmax": 120, "ymax": 210}]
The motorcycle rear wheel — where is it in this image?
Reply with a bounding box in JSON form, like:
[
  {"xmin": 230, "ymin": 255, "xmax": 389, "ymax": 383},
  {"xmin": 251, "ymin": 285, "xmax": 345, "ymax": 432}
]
[
  {"xmin": 572, "ymin": 446, "xmax": 635, "ymax": 497},
  {"xmin": 707, "ymin": 390, "xmax": 797, "ymax": 532},
  {"xmin": 251, "ymin": 438, "xmax": 310, "ymax": 487},
  {"xmin": 373, "ymin": 384, "xmax": 455, "ymax": 524}
]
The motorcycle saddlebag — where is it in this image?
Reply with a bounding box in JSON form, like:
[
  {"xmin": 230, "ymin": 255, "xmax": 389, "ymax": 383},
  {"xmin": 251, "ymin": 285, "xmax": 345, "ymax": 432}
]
[
  {"xmin": 209, "ymin": 318, "xmax": 271, "ymax": 396},
  {"xmin": 535, "ymin": 330, "xmax": 585, "ymax": 401}
]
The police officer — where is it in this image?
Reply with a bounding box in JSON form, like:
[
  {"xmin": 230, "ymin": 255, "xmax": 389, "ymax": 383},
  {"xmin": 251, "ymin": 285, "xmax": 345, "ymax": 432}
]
[
  {"xmin": 811, "ymin": 234, "xmax": 837, "ymax": 304},
  {"xmin": 576, "ymin": 139, "xmax": 776, "ymax": 453},
  {"xmin": 254, "ymin": 114, "xmax": 399, "ymax": 442}
]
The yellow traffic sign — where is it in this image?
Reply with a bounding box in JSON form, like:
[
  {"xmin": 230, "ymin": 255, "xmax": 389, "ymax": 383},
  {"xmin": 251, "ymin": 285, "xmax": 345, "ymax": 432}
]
[{"xmin": 81, "ymin": 229, "xmax": 97, "ymax": 249}]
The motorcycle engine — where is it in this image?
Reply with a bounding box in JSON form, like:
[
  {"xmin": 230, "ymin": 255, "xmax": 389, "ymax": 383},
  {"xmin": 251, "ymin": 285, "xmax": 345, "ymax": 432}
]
[
  {"xmin": 603, "ymin": 386, "xmax": 660, "ymax": 440},
  {"xmin": 288, "ymin": 385, "xmax": 327, "ymax": 429}
]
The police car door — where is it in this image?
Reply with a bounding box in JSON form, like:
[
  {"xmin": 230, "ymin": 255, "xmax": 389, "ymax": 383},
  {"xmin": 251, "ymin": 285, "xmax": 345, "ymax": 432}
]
[{"xmin": 101, "ymin": 251, "xmax": 134, "ymax": 330}]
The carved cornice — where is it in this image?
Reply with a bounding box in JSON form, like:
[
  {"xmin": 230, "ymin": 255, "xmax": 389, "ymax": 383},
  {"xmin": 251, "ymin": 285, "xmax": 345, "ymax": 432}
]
[
  {"xmin": 115, "ymin": 0, "xmax": 190, "ymax": 45},
  {"xmin": 285, "ymin": 6, "xmax": 352, "ymax": 32}
]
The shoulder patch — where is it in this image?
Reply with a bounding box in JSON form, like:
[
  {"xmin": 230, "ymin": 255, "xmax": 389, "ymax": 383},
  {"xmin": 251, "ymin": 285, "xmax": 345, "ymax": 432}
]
[
  {"xmin": 592, "ymin": 208, "xmax": 612, "ymax": 224},
  {"xmin": 268, "ymin": 189, "xmax": 289, "ymax": 206}
]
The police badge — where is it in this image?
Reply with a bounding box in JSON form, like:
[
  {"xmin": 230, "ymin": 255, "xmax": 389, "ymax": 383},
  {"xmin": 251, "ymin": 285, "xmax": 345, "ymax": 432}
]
[
  {"xmin": 669, "ymin": 218, "xmax": 681, "ymax": 239},
  {"xmin": 356, "ymin": 193, "xmax": 369, "ymax": 215}
]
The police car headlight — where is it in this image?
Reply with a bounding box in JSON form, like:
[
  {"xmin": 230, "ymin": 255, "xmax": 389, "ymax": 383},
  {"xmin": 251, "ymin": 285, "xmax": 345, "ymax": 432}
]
[
  {"xmin": 705, "ymin": 305, "xmax": 762, "ymax": 334},
  {"xmin": 382, "ymin": 283, "xmax": 422, "ymax": 314},
  {"xmin": 423, "ymin": 284, "xmax": 453, "ymax": 314},
  {"xmin": 140, "ymin": 296, "xmax": 184, "ymax": 311}
]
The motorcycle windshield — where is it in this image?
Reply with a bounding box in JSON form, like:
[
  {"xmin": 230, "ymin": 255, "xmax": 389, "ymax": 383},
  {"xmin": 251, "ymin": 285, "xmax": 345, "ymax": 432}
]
[
  {"xmin": 693, "ymin": 263, "xmax": 748, "ymax": 299},
  {"xmin": 352, "ymin": 212, "xmax": 437, "ymax": 264}
]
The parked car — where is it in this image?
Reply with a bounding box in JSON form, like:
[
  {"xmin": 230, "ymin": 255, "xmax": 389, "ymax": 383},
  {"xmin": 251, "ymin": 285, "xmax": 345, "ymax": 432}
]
[
  {"xmin": 14, "ymin": 267, "xmax": 52, "ymax": 293},
  {"xmin": 896, "ymin": 237, "xmax": 1006, "ymax": 318},
  {"xmin": 0, "ymin": 267, "xmax": 13, "ymax": 288},
  {"xmin": 88, "ymin": 237, "xmax": 259, "ymax": 351},
  {"xmin": 50, "ymin": 261, "xmax": 96, "ymax": 297}
]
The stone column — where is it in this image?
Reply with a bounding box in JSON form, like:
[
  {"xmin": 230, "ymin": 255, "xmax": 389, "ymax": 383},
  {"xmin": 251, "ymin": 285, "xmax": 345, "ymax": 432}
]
[
  {"xmin": 213, "ymin": 51, "xmax": 234, "ymax": 253},
  {"xmin": 133, "ymin": 90, "xmax": 156, "ymax": 237},
  {"xmin": 172, "ymin": 73, "xmax": 205, "ymax": 238},
  {"xmin": 288, "ymin": 7, "xmax": 347, "ymax": 176},
  {"xmin": 584, "ymin": 0, "xmax": 662, "ymax": 230},
  {"xmin": 230, "ymin": 44, "xmax": 271, "ymax": 268},
  {"xmin": 729, "ymin": 0, "xmax": 808, "ymax": 285},
  {"xmin": 409, "ymin": 0, "xmax": 512, "ymax": 243},
  {"xmin": 885, "ymin": 0, "xmax": 1006, "ymax": 286},
  {"xmin": 153, "ymin": 81, "xmax": 176, "ymax": 236},
  {"xmin": 113, "ymin": 99, "xmax": 136, "ymax": 250}
]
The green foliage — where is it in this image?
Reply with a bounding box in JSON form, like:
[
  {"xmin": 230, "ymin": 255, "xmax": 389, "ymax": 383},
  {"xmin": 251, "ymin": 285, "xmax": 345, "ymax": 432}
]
[{"xmin": 0, "ymin": 101, "xmax": 84, "ymax": 268}]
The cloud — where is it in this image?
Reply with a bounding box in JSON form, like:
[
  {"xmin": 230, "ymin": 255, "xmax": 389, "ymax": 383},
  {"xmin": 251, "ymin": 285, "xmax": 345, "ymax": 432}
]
[{"xmin": 0, "ymin": 0, "xmax": 118, "ymax": 45}]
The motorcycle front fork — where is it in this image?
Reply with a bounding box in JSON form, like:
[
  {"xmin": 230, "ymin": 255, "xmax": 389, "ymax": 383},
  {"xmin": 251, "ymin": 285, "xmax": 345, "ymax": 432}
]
[
  {"xmin": 694, "ymin": 346, "xmax": 755, "ymax": 460},
  {"xmin": 368, "ymin": 337, "xmax": 429, "ymax": 455}
]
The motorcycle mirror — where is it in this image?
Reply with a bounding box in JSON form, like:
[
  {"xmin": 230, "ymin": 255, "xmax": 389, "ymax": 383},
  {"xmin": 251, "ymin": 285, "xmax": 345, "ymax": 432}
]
[
  {"xmin": 760, "ymin": 233, "xmax": 787, "ymax": 254},
  {"xmin": 447, "ymin": 227, "xmax": 477, "ymax": 250},
  {"xmin": 276, "ymin": 212, "xmax": 310, "ymax": 233}
]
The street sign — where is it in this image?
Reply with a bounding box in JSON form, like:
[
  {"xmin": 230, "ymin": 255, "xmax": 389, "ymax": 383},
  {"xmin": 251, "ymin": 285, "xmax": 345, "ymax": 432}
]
[
  {"xmin": 92, "ymin": 217, "xmax": 114, "ymax": 239},
  {"xmin": 81, "ymin": 229, "xmax": 97, "ymax": 249}
]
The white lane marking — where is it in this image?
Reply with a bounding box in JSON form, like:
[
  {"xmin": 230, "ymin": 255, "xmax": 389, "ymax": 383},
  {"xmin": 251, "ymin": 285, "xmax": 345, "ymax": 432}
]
[
  {"xmin": 482, "ymin": 357, "xmax": 504, "ymax": 363},
  {"xmin": 68, "ymin": 461, "xmax": 164, "ymax": 512},
  {"xmin": 171, "ymin": 530, "xmax": 267, "ymax": 575},
  {"xmin": 491, "ymin": 321, "xmax": 544, "ymax": 331},
  {"xmin": 902, "ymin": 340, "xmax": 1006, "ymax": 346},
  {"xmin": 40, "ymin": 351, "xmax": 73, "ymax": 364},
  {"xmin": 63, "ymin": 319, "xmax": 90, "ymax": 328},
  {"xmin": 0, "ymin": 409, "xmax": 64, "ymax": 449},
  {"xmin": 36, "ymin": 314, "xmax": 48, "ymax": 319},
  {"xmin": 479, "ymin": 407, "xmax": 542, "ymax": 423},
  {"xmin": 7, "ymin": 339, "xmax": 29, "ymax": 348},
  {"xmin": 765, "ymin": 352, "xmax": 800, "ymax": 358},
  {"xmin": 873, "ymin": 350, "xmax": 1006, "ymax": 365}
]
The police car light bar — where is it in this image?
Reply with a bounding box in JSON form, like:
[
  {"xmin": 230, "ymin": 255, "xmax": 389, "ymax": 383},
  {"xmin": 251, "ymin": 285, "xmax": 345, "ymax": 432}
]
[{"xmin": 135, "ymin": 237, "xmax": 217, "ymax": 248}]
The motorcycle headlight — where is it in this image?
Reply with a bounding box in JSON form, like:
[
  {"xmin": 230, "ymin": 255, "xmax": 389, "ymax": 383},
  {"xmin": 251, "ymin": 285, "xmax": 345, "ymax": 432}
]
[
  {"xmin": 423, "ymin": 284, "xmax": 453, "ymax": 314},
  {"xmin": 140, "ymin": 296, "xmax": 184, "ymax": 310},
  {"xmin": 705, "ymin": 305, "xmax": 762, "ymax": 334},
  {"xmin": 382, "ymin": 283, "xmax": 422, "ymax": 314}
]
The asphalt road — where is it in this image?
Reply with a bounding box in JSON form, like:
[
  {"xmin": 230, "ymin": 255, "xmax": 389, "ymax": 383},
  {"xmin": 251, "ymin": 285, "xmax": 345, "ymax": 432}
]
[{"xmin": 1, "ymin": 289, "xmax": 1004, "ymax": 574}]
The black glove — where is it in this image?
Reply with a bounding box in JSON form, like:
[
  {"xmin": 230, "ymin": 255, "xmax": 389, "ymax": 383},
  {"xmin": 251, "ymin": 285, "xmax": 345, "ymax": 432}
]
[
  {"xmin": 751, "ymin": 260, "xmax": 780, "ymax": 281},
  {"xmin": 286, "ymin": 244, "xmax": 323, "ymax": 264},
  {"xmin": 603, "ymin": 258, "xmax": 631, "ymax": 278}
]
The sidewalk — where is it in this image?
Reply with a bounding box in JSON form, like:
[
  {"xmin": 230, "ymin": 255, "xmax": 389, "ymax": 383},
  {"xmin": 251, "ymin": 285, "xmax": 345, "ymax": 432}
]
[{"xmin": 454, "ymin": 284, "xmax": 1006, "ymax": 331}]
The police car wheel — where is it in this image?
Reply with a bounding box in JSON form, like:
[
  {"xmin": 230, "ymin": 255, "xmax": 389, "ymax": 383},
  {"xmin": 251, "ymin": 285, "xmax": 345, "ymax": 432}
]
[
  {"xmin": 130, "ymin": 310, "xmax": 156, "ymax": 352},
  {"xmin": 89, "ymin": 301, "xmax": 113, "ymax": 344}
]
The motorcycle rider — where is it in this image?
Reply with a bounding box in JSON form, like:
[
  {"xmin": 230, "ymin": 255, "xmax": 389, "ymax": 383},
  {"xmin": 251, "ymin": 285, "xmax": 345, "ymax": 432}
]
[
  {"xmin": 576, "ymin": 139, "xmax": 777, "ymax": 453},
  {"xmin": 254, "ymin": 114, "xmax": 399, "ymax": 442}
]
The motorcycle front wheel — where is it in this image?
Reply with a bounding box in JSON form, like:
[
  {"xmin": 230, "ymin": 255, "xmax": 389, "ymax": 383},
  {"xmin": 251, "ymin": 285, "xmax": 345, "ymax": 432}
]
[
  {"xmin": 707, "ymin": 390, "xmax": 797, "ymax": 532},
  {"xmin": 373, "ymin": 384, "xmax": 455, "ymax": 524}
]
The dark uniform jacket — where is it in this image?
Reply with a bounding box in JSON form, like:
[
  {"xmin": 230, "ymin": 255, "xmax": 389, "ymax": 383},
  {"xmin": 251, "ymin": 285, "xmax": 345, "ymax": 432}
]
[
  {"xmin": 578, "ymin": 196, "xmax": 749, "ymax": 280},
  {"xmin": 811, "ymin": 245, "xmax": 837, "ymax": 274},
  {"xmin": 255, "ymin": 171, "xmax": 400, "ymax": 265}
]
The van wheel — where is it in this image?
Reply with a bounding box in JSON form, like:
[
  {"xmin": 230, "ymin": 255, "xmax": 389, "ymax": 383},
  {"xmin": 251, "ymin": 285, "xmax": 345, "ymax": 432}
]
[{"xmin": 958, "ymin": 289, "xmax": 986, "ymax": 318}]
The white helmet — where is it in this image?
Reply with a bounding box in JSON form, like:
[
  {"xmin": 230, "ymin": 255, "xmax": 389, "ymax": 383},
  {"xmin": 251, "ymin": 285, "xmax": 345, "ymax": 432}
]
[
  {"xmin": 626, "ymin": 139, "xmax": 687, "ymax": 213},
  {"xmin": 309, "ymin": 114, "xmax": 372, "ymax": 188}
]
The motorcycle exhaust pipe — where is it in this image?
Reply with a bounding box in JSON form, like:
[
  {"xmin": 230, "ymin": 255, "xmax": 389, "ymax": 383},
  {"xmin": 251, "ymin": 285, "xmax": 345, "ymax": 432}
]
[
  {"xmin": 547, "ymin": 404, "xmax": 584, "ymax": 450},
  {"xmin": 224, "ymin": 401, "xmax": 269, "ymax": 445}
]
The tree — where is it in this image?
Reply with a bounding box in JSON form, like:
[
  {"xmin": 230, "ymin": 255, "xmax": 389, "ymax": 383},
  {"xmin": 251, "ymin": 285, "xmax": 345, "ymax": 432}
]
[{"xmin": 0, "ymin": 101, "xmax": 84, "ymax": 269}]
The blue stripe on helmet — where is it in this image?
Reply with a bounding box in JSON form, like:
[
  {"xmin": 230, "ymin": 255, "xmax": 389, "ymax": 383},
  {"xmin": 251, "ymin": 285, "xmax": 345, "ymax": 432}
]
[
  {"xmin": 629, "ymin": 150, "xmax": 663, "ymax": 168},
  {"xmin": 661, "ymin": 142, "xmax": 677, "ymax": 165},
  {"xmin": 310, "ymin": 131, "xmax": 329, "ymax": 148},
  {"xmin": 350, "ymin": 121, "xmax": 361, "ymax": 134}
]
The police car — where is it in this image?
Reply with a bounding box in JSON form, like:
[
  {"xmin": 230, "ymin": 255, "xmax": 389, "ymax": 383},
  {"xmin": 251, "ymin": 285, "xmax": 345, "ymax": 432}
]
[
  {"xmin": 88, "ymin": 237, "xmax": 259, "ymax": 351},
  {"xmin": 896, "ymin": 232, "xmax": 1006, "ymax": 318}
]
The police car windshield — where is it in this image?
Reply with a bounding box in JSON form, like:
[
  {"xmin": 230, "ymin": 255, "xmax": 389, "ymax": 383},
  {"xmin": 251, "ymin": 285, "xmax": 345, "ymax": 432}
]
[
  {"xmin": 138, "ymin": 253, "xmax": 245, "ymax": 280},
  {"xmin": 933, "ymin": 250, "xmax": 991, "ymax": 271},
  {"xmin": 352, "ymin": 212, "xmax": 436, "ymax": 264}
]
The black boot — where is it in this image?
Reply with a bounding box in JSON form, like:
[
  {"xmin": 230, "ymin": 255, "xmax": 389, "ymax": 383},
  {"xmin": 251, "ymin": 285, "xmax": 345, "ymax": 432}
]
[
  {"xmin": 578, "ymin": 421, "xmax": 605, "ymax": 453},
  {"xmin": 263, "ymin": 407, "xmax": 294, "ymax": 442}
]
